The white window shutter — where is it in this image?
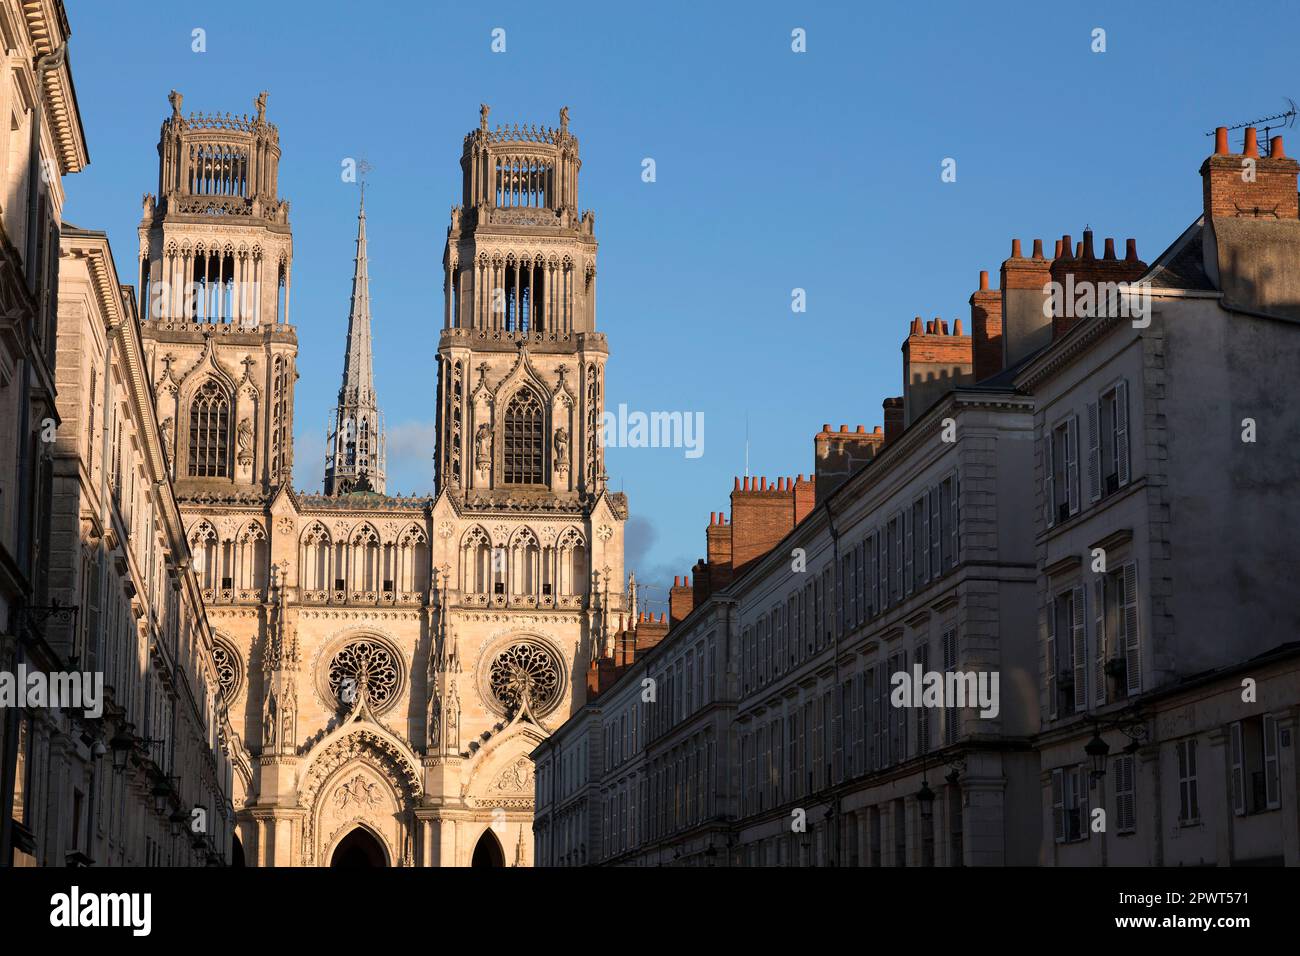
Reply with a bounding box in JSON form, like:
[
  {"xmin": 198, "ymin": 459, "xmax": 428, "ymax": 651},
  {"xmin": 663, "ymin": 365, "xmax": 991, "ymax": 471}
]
[
  {"xmin": 943, "ymin": 628, "xmax": 958, "ymax": 744},
  {"xmin": 1122, "ymin": 562, "xmax": 1141, "ymax": 694},
  {"xmin": 1229, "ymin": 721, "xmax": 1245, "ymax": 815},
  {"xmin": 1043, "ymin": 432, "xmax": 1056, "ymax": 527},
  {"xmin": 1264, "ymin": 715, "xmax": 1281, "ymax": 809},
  {"xmin": 904, "ymin": 507, "xmax": 914, "ymax": 595},
  {"xmin": 894, "ymin": 513, "xmax": 904, "ymax": 600},
  {"xmin": 930, "ymin": 485, "xmax": 941, "ymax": 577},
  {"xmin": 1093, "ymin": 578, "xmax": 1106, "ymax": 706},
  {"xmin": 1077, "ymin": 766, "xmax": 1090, "ymax": 841},
  {"xmin": 1086, "ymin": 401, "xmax": 1101, "ymax": 502},
  {"xmin": 1051, "ymin": 768, "xmax": 1065, "ymax": 843},
  {"xmin": 920, "ymin": 495, "xmax": 931, "ymax": 584},
  {"xmin": 952, "ymin": 471, "xmax": 959, "ymax": 563},
  {"xmin": 1072, "ymin": 585, "xmax": 1087, "ymax": 711},
  {"xmin": 1046, "ymin": 597, "xmax": 1058, "ymax": 720},
  {"xmin": 1115, "ymin": 380, "xmax": 1130, "ymax": 486},
  {"xmin": 1066, "ymin": 416, "xmax": 1080, "ymax": 516}
]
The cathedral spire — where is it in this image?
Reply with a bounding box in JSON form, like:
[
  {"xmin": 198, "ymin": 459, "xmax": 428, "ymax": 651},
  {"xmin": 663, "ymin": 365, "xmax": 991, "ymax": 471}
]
[{"xmin": 324, "ymin": 192, "xmax": 386, "ymax": 496}]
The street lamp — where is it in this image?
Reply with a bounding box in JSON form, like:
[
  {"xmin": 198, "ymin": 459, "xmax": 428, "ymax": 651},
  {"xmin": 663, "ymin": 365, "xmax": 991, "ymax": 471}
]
[
  {"xmin": 168, "ymin": 808, "xmax": 188, "ymax": 838},
  {"xmin": 150, "ymin": 778, "xmax": 172, "ymax": 815},
  {"xmin": 109, "ymin": 723, "xmax": 136, "ymax": 772},
  {"xmin": 1085, "ymin": 731, "xmax": 1111, "ymax": 779},
  {"xmin": 916, "ymin": 778, "xmax": 935, "ymax": 822}
]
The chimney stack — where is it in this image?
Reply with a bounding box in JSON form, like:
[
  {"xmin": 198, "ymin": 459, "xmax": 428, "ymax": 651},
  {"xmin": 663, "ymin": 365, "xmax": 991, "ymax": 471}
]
[
  {"xmin": 1000, "ymin": 236, "xmax": 1055, "ymax": 369},
  {"xmin": 813, "ymin": 427, "xmax": 882, "ymax": 505},
  {"xmin": 970, "ymin": 269, "xmax": 1004, "ymax": 382},
  {"xmin": 1201, "ymin": 126, "xmax": 1300, "ymax": 318},
  {"xmin": 902, "ymin": 314, "xmax": 973, "ymax": 426}
]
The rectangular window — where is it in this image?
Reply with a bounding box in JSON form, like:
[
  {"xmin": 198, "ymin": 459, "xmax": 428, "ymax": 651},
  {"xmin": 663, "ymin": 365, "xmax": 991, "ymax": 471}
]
[
  {"xmin": 1176, "ymin": 739, "xmax": 1200, "ymax": 824},
  {"xmin": 1052, "ymin": 766, "xmax": 1089, "ymax": 843},
  {"xmin": 1233, "ymin": 716, "xmax": 1283, "ymax": 815}
]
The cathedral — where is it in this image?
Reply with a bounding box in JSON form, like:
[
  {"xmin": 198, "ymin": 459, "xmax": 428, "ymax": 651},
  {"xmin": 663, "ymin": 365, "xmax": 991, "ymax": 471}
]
[{"xmin": 135, "ymin": 93, "xmax": 629, "ymax": 866}]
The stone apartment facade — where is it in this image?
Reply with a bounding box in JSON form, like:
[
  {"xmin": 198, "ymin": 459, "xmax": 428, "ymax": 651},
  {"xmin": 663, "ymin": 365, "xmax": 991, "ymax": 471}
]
[
  {"xmin": 0, "ymin": 0, "xmax": 237, "ymax": 868},
  {"xmin": 533, "ymin": 127, "xmax": 1300, "ymax": 866}
]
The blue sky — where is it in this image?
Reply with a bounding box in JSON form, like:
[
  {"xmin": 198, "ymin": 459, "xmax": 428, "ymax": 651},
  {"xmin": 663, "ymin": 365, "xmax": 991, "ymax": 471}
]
[{"xmin": 64, "ymin": 0, "xmax": 1299, "ymax": 615}]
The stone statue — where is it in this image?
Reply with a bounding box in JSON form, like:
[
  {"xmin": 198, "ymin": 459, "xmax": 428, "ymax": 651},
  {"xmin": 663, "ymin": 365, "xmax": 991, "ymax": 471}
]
[
  {"xmin": 480, "ymin": 103, "xmax": 490, "ymax": 130},
  {"xmin": 237, "ymin": 417, "xmax": 253, "ymax": 464},
  {"xmin": 255, "ymin": 91, "xmax": 268, "ymax": 122},
  {"xmin": 559, "ymin": 106, "xmax": 570, "ymax": 131},
  {"xmin": 446, "ymin": 683, "xmax": 460, "ymax": 752},
  {"xmin": 474, "ymin": 423, "xmax": 491, "ymax": 473},
  {"xmin": 426, "ymin": 690, "xmax": 441, "ymax": 750},
  {"xmin": 159, "ymin": 416, "xmax": 173, "ymax": 455},
  {"xmin": 553, "ymin": 426, "xmax": 568, "ymax": 474},
  {"xmin": 262, "ymin": 688, "xmax": 277, "ymax": 748},
  {"xmin": 168, "ymin": 89, "xmax": 183, "ymax": 118}
]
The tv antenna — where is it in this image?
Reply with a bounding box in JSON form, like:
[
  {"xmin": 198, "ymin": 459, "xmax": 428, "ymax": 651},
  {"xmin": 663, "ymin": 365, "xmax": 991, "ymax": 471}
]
[{"xmin": 1207, "ymin": 98, "xmax": 1297, "ymax": 155}]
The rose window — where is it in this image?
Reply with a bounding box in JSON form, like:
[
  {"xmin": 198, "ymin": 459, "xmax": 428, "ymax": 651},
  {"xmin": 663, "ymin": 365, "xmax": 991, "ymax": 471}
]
[
  {"xmin": 327, "ymin": 640, "xmax": 400, "ymax": 709},
  {"xmin": 488, "ymin": 641, "xmax": 562, "ymax": 716}
]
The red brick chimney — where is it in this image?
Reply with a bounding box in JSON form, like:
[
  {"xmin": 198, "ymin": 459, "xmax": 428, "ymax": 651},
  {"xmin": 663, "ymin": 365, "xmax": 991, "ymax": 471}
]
[
  {"xmin": 706, "ymin": 510, "xmax": 732, "ymax": 589},
  {"xmin": 669, "ymin": 574, "xmax": 695, "ymax": 626},
  {"xmin": 691, "ymin": 557, "xmax": 711, "ymax": 604},
  {"xmin": 730, "ymin": 475, "xmax": 797, "ymax": 577},
  {"xmin": 1203, "ymin": 125, "xmax": 1300, "ymax": 220},
  {"xmin": 882, "ymin": 397, "xmax": 904, "ymax": 444},
  {"xmin": 902, "ymin": 316, "xmax": 973, "ymax": 425},
  {"xmin": 814, "ymin": 425, "xmax": 882, "ymax": 504},
  {"xmin": 1048, "ymin": 229, "xmax": 1147, "ymax": 339},
  {"xmin": 633, "ymin": 612, "xmax": 670, "ymax": 657},
  {"xmin": 1200, "ymin": 126, "xmax": 1300, "ymax": 319},
  {"xmin": 1000, "ymin": 237, "xmax": 1055, "ymax": 369},
  {"xmin": 793, "ymin": 473, "xmax": 816, "ymax": 525},
  {"xmin": 969, "ymin": 270, "xmax": 1003, "ymax": 382}
]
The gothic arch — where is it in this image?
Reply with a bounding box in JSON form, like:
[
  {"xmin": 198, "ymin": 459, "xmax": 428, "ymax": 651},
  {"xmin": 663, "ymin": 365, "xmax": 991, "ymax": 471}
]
[
  {"xmin": 299, "ymin": 721, "xmax": 423, "ymax": 866},
  {"xmin": 461, "ymin": 524, "xmax": 492, "ymax": 594}
]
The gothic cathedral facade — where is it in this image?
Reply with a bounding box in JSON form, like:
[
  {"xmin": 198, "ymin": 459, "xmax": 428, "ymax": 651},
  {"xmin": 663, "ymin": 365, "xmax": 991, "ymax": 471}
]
[{"xmin": 136, "ymin": 94, "xmax": 628, "ymax": 866}]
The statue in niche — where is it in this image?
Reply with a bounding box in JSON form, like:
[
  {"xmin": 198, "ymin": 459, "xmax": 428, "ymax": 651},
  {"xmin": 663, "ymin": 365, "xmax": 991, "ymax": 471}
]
[
  {"xmin": 553, "ymin": 426, "xmax": 569, "ymax": 474},
  {"xmin": 262, "ymin": 688, "xmax": 277, "ymax": 748},
  {"xmin": 474, "ymin": 423, "xmax": 491, "ymax": 474},
  {"xmin": 159, "ymin": 416, "xmax": 173, "ymax": 456},
  {"xmin": 237, "ymin": 417, "xmax": 253, "ymax": 466},
  {"xmin": 445, "ymin": 683, "xmax": 460, "ymax": 752},
  {"xmin": 427, "ymin": 689, "xmax": 441, "ymax": 750}
]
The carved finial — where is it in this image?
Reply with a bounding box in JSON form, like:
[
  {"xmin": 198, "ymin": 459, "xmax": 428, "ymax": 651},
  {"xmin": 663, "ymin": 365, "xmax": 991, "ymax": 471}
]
[
  {"xmin": 168, "ymin": 89, "xmax": 183, "ymax": 118},
  {"xmin": 255, "ymin": 91, "xmax": 268, "ymax": 123},
  {"xmin": 480, "ymin": 103, "xmax": 490, "ymax": 130}
]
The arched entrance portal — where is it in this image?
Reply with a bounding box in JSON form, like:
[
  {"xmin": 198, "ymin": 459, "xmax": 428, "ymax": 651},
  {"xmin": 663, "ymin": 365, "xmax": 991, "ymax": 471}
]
[
  {"xmin": 472, "ymin": 829, "xmax": 505, "ymax": 868},
  {"xmin": 330, "ymin": 827, "xmax": 388, "ymax": 868}
]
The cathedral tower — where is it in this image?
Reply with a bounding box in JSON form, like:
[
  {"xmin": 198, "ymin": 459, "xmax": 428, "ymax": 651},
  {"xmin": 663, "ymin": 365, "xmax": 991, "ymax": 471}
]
[
  {"xmin": 437, "ymin": 104, "xmax": 608, "ymax": 503},
  {"xmin": 324, "ymin": 192, "xmax": 386, "ymax": 495},
  {"xmin": 138, "ymin": 90, "xmax": 297, "ymax": 496}
]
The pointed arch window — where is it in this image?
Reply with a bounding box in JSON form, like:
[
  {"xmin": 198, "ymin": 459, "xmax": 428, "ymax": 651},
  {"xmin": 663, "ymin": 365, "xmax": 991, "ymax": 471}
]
[
  {"xmin": 189, "ymin": 380, "xmax": 231, "ymax": 478},
  {"xmin": 503, "ymin": 389, "xmax": 545, "ymax": 484}
]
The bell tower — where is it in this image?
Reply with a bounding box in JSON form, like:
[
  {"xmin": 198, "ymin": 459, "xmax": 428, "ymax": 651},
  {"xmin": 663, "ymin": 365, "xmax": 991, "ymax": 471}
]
[
  {"xmin": 436, "ymin": 104, "xmax": 607, "ymax": 504},
  {"xmin": 138, "ymin": 90, "xmax": 297, "ymax": 499}
]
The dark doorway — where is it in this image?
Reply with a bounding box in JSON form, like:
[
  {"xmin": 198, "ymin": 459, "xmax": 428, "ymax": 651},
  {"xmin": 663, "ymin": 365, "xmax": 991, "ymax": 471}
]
[
  {"xmin": 471, "ymin": 829, "xmax": 505, "ymax": 868},
  {"xmin": 232, "ymin": 834, "xmax": 246, "ymax": 867},
  {"xmin": 330, "ymin": 827, "xmax": 388, "ymax": 868}
]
